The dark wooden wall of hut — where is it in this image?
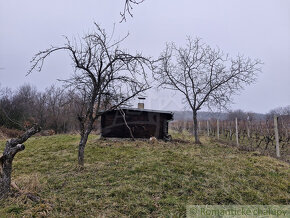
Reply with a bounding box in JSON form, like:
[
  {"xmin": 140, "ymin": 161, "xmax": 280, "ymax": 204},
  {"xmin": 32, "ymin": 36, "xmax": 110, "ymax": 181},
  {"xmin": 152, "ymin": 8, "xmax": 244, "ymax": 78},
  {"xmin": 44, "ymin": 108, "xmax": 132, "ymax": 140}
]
[{"xmin": 101, "ymin": 109, "xmax": 172, "ymax": 139}]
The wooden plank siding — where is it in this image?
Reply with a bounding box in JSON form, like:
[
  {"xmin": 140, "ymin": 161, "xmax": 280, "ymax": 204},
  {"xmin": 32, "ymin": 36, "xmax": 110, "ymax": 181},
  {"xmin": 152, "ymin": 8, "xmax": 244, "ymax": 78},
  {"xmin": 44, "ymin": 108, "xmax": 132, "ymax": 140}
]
[{"xmin": 101, "ymin": 109, "xmax": 173, "ymax": 139}]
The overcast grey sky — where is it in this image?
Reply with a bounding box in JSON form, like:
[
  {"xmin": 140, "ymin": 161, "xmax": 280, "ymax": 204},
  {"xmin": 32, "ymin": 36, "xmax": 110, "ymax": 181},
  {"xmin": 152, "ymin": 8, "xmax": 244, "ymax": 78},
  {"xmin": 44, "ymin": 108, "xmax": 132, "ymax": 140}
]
[{"xmin": 0, "ymin": 0, "xmax": 289, "ymax": 113}]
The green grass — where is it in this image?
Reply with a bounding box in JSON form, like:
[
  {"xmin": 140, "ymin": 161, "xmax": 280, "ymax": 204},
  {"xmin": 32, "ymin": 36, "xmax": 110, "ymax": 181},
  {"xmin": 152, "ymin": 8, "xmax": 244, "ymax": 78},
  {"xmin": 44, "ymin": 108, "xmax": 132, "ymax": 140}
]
[{"xmin": 0, "ymin": 132, "xmax": 289, "ymax": 217}]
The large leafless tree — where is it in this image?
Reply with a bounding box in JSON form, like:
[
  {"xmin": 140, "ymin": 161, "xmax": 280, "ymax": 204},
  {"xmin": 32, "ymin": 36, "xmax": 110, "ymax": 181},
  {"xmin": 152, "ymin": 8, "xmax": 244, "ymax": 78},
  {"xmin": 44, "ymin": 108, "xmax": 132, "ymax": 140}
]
[
  {"xmin": 29, "ymin": 23, "xmax": 154, "ymax": 166},
  {"xmin": 156, "ymin": 37, "xmax": 262, "ymax": 143}
]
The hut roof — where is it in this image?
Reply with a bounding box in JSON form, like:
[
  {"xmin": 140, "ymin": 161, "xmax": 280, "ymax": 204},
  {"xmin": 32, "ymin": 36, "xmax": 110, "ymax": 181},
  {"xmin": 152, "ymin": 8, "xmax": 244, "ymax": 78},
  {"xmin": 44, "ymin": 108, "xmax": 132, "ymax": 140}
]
[{"xmin": 101, "ymin": 108, "xmax": 174, "ymax": 120}]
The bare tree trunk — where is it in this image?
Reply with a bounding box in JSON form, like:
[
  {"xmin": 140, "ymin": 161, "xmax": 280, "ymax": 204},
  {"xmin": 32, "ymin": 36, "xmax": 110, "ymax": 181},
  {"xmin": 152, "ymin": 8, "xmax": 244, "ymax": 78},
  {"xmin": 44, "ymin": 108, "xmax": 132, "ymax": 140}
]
[
  {"xmin": 77, "ymin": 115, "xmax": 94, "ymax": 167},
  {"xmin": 0, "ymin": 125, "xmax": 41, "ymax": 199},
  {"xmin": 192, "ymin": 110, "xmax": 201, "ymax": 144},
  {"xmin": 0, "ymin": 155, "xmax": 13, "ymax": 200},
  {"xmin": 78, "ymin": 129, "xmax": 92, "ymax": 167}
]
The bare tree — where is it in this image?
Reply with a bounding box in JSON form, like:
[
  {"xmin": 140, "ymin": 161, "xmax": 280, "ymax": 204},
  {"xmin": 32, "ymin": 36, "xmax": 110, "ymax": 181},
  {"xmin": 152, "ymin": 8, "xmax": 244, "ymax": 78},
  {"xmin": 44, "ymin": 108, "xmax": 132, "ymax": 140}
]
[
  {"xmin": 227, "ymin": 109, "xmax": 247, "ymax": 121},
  {"xmin": 29, "ymin": 23, "xmax": 153, "ymax": 166},
  {"xmin": 0, "ymin": 124, "xmax": 41, "ymax": 199},
  {"xmin": 121, "ymin": 0, "xmax": 144, "ymax": 22},
  {"xmin": 268, "ymin": 105, "xmax": 290, "ymax": 117},
  {"xmin": 156, "ymin": 37, "xmax": 262, "ymax": 143},
  {"xmin": 45, "ymin": 86, "xmax": 67, "ymax": 133}
]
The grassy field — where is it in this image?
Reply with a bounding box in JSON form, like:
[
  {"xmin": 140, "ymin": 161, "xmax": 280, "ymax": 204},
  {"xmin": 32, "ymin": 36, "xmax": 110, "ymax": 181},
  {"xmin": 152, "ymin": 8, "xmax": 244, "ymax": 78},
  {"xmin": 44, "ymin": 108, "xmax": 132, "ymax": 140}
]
[{"xmin": 0, "ymin": 132, "xmax": 289, "ymax": 217}]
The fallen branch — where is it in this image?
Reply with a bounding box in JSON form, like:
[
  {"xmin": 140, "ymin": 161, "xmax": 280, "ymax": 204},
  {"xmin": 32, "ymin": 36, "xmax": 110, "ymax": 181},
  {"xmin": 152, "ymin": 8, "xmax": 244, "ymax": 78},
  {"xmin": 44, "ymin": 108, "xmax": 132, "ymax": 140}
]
[{"xmin": 10, "ymin": 181, "xmax": 41, "ymax": 202}]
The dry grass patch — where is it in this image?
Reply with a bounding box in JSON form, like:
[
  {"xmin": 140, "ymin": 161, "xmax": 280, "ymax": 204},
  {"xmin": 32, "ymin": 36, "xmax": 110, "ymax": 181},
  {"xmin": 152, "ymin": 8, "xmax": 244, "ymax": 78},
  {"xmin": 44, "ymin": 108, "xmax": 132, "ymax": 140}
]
[{"xmin": 0, "ymin": 133, "xmax": 289, "ymax": 217}]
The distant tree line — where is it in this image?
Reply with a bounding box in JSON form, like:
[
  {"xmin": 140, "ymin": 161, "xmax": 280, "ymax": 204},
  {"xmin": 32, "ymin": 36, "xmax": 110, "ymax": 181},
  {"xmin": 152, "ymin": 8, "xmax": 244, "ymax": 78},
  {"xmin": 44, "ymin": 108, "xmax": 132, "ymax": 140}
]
[{"xmin": 0, "ymin": 84, "xmax": 82, "ymax": 133}]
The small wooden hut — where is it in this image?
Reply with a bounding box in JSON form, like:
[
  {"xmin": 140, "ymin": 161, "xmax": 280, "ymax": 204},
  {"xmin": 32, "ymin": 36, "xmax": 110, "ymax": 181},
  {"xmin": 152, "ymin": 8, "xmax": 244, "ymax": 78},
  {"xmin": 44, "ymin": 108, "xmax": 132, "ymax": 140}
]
[{"xmin": 101, "ymin": 108, "xmax": 173, "ymax": 140}]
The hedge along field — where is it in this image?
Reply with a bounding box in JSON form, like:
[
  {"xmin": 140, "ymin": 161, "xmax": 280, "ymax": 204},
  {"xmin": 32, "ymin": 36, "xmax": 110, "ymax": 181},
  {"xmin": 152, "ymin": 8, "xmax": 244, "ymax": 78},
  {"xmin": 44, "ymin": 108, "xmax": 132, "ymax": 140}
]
[{"xmin": 0, "ymin": 132, "xmax": 289, "ymax": 217}]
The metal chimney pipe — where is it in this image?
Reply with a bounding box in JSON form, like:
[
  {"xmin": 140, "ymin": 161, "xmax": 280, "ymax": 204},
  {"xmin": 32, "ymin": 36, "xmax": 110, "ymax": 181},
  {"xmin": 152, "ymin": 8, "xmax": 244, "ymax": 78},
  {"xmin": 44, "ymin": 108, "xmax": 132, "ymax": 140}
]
[{"xmin": 138, "ymin": 97, "xmax": 145, "ymax": 109}]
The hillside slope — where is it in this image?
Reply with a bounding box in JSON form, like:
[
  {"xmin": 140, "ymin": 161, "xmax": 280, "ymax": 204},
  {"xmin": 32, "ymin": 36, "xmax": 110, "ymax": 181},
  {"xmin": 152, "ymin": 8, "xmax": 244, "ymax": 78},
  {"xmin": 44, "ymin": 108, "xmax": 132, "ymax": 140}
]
[{"xmin": 0, "ymin": 133, "xmax": 289, "ymax": 217}]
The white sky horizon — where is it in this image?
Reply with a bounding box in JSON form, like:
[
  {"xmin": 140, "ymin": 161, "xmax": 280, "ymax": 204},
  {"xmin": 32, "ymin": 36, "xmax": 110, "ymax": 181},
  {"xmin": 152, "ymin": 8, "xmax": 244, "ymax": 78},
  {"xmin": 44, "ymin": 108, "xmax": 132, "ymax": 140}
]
[{"xmin": 0, "ymin": 0, "xmax": 289, "ymax": 114}]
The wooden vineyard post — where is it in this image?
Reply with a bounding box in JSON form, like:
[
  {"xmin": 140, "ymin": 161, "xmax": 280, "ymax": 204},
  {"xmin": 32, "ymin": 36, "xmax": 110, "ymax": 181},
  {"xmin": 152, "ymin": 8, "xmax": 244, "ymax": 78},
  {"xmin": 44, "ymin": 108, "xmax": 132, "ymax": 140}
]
[
  {"xmin": 246, "ymin": 117, "xmax": 250, "ymax": 138},
  {"xmin": 229, "ymin": 121, "xmax": 232, "ymax": 140},
  {"xmin": 198, "ymin": 121, "xmax": 201, "ymax": 134},
  {"xmin": 235, "ymin": 117, "xmax": 239, "ymax": 146},
  {"xmin": 274, "ymin": 115, "xmax": 281, "ymax": 158},
  {"xmin": 217, "ymin": 119, "xmax": 220, "ymax": 140},
  {"xmin": 207, "ymin": 120, "xmax": 210, "ymax": 137}
]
